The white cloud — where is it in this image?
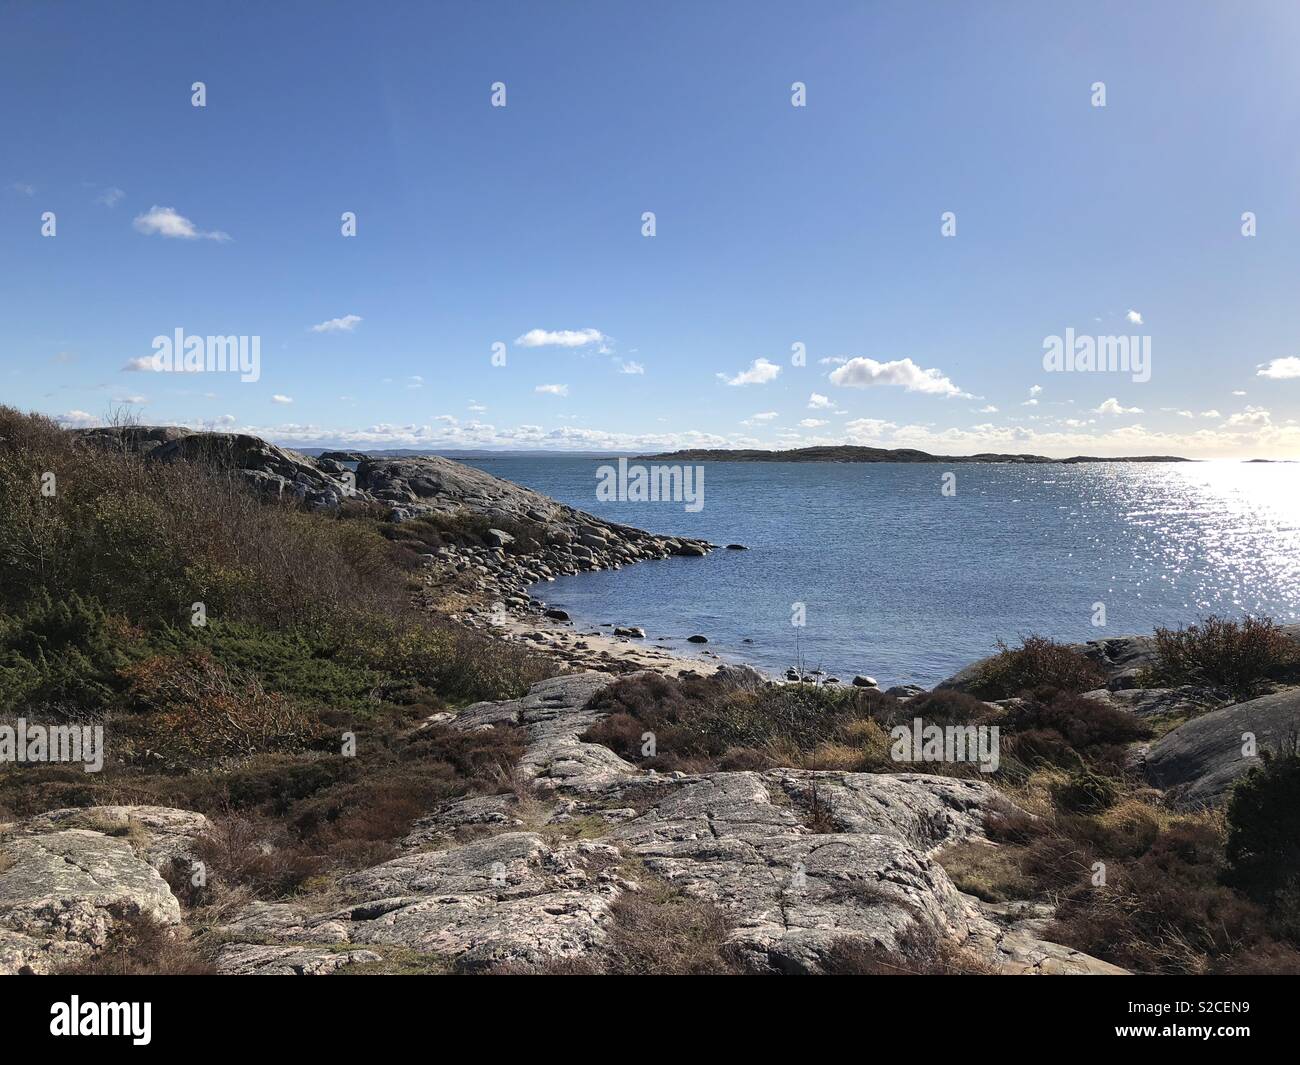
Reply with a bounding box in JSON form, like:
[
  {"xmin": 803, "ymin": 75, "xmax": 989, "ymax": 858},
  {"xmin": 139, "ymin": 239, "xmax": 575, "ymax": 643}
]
[
  {"xmin": 742, "ymin": 411, "xmax": 779, "ymax": 425},
  {"xmin": 515, "ymin": 328, "xmax": 606, "ymax": 348},
  {"xmin": 1126, "ymin": 309, "xmax": 1144, "ymax": 325},
  {"xmin": 799, "ymin": 418, "xmax": 828, "ymax": 428},
  {"xmin": 717, "ymin": 358, "xmax": 782, "ymax": 386},
  {"xmin": 55, "ymin": 410, "xmax": 96, "ymax": 427},
  {"xmin": 1200, "ymin": 409, "xmax": 1221, "ymax": 419},
  {"xmin": 468, "ymin": 401, "xmax": 487, "ymax": 412},
  {"xmin": 406, "ymin": 375, "xmax": 424, "ymax": 389},
  {"xmin": 96, "ymin": 187, "xmax": 125, "ymax": 207},
  {"xmin": 976, "ymin": 405, "xmax": 998, "ymax": 413},
  {"xmin": 1258, "ymin": 357, "xmax": 1300, "ymax": 379},
  {"xmin": 132, "ymin": 205, "xmax": 230, "ymax": 241},
  {"xmin": 619, "ymin": 360, "xmax": 645, "ymax": 375},
  {"xmin": 843, "ymin": 418, "xmax": 898, "ymax": 440},
  {"xmin": 271, "ymin": 394, "xmax": 294, "ymax": 405},
  {"xmin": 1022, "ymin": 398, "xmax": 1039, "ymax": 407},
  {"xmin": 807, "ymin": 393, "xmax": 833, "ymax": 409},
  {"xmin": 1093, "ymin": 398, "xmax": 1144, "ymax": 416},
  {"xmin": 311, "ymin": 314, "xmax": 362, "ymax": 333},
  {"xmin": 1029, "ymin": 384, "xmax": 1043, "ymax": 396},
  {"xmin": 436, "ymin": 414, "xmax": 458, "ymax": 424},
  {"xmin": 113, "ymin": 394, "xmax": 147, "ymax": 405},
  {"xmin": 1223, "ymin": 406, "xmax": 1271, "ymax": 428},
  {"xmin": 121, "ymin": 356, "xmax": 161, "ymax": 372},
  {"xmin": 829, "ymin": 356, "xmax": 964, "ymax": 397},
  {"xmin": 535, "ymin": 383, "xmax": 569, "ymax": 396},
  {"xmin": 1232, "ymin": 390, "xmax": 1247, "ymax": 396}
]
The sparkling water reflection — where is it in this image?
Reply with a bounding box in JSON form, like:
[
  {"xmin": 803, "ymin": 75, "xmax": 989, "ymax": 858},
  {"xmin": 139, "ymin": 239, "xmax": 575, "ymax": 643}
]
[{"xmin": 463, "ymin": 458, "xmax": 1300, "ymax": 687}]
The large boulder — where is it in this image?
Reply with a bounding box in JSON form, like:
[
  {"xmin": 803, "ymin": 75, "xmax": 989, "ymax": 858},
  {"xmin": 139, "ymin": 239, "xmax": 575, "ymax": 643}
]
[
  {"xmin": 0, "ymin": 806, "xmax": 208, "ymax": 975},
  {"xmin": 1141, "ymin": 687, "xmax": 1300, "ymax": 808}
]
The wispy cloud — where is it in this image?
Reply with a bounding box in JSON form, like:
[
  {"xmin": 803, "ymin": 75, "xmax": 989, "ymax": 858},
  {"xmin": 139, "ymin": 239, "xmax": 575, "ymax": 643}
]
[
  {"xmin": 717, "ymin": 357, "xmax": 781, "ymax": 386},
  {"xmin": 271, "ymin": 394, "xmax": 294, "ymax": 405},
  {"xmin": 1093, "ymin": 397, "xmax": 1143, "ymax": 416},
  {"xmin": 619, "ymin": 360, "xmax": 645, "ymax": 375},
  {"xmin": 132, "ymin": 205, "xmax": 230, "ymax": 241},
  {"xmin": 96, "ymin": 187, "xmax": 125, "ymax": 207},
  {"xmin": 535, "ymin": 383, "xmax": 569, "ymax": 396},
  {"xmin": 12, "ymin": 182, "xmax": 36, "ymax": 197},
  {"xmin": 311, "ymin": 314, "xmax": 363, "ymax": 333},
  {"xmin": 122, "ymin": 356, "xmax": 161, "ymax": 372},
  {"xmin": 516, "ymin": 328, "xmax": 606, "ymax": 348}
]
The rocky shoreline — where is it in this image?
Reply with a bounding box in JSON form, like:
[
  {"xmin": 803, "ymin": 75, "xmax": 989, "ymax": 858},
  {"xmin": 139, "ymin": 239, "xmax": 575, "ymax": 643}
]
[{"xmin": 6, "ymin": 427, "xmax": 1293, "ymax": 976}]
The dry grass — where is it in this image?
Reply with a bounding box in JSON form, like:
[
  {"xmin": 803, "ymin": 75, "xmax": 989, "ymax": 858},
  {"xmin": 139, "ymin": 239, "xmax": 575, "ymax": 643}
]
[{"xmin": 56, "ymin": 913, "xmax": 217, "ymax": 975}]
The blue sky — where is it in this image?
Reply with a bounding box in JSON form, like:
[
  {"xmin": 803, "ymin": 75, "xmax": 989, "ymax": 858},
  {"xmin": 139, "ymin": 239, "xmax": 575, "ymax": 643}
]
[{"xmin": 3, "ymin": 0, "xmax": 1299, "ymax": 457}]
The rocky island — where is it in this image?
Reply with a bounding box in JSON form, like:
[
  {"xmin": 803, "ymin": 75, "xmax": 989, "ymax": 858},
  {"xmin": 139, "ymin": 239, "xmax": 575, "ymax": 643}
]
[{"xmin": 635, "ymin": 445, "xmax": 1192, "ymax": 463}]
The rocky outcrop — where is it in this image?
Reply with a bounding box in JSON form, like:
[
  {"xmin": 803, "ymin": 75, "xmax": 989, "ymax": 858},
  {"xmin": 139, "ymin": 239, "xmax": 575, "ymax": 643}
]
[
  {"xmin": 74, "ymin": 427, "xmax": 715, "ymax": 620},
  {"xmin": 0, "ymin": 806, "xmax": 209, "ymax": 975},
  {"xmin": 212, "ymin": 832, "xmax": 625, "ymax": 974},
  {"xmin": 970, "ymin": 899, "xmax": 1129, "ymax": 976},
  {"xmin": 938, "ymin": 633, "xmax": 1162, "ymax": 693},
  {"xmin": 1080, "ymin": 685, "xmax": 1224, "ymax": 720},
  {"xmin": 1141, "ymin": 687, "xmax": 1300, "ymax": 808},
  {"xmin": 211, "ymin": 943, "xmax": 383, "ymax": 976},
  {"xmin": 211, "ymin": 672, "xmax": 1120, "ymax": 975}
]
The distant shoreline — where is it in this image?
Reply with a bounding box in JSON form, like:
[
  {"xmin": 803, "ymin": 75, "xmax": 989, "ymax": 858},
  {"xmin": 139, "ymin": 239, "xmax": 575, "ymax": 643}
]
[{"xmin": 631, "ymin": 445, "xmax": 1193, "ymax": 464}]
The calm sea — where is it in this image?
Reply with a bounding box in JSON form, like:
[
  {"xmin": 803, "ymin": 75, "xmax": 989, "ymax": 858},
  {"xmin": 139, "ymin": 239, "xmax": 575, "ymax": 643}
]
[{"xmin": 461, "ymin": 457, "xmax": 1300, "ymax": 688}]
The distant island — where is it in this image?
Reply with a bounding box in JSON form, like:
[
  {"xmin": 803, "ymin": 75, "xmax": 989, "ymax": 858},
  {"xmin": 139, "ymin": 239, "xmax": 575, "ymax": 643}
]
[{"xmin": 634, "ymin": 446, "xmax": 1192, "ymax": 464}]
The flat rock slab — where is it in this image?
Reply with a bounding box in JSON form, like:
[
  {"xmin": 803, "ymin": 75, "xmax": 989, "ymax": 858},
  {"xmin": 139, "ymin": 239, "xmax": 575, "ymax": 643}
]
[
  {"xmin": 212, "ymin": 943, "xmax": 382, "ymax": 976},
  {"xmin": 580, "ymin": 769, "xmax": 1004, "ymax": 973},
  {"xmin": 214, "ymin": 832, "xmax": 621, "ymax": 974}
]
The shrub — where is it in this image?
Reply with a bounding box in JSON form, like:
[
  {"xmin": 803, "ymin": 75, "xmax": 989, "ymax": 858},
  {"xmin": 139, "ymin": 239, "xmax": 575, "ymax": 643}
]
[
  {"xmin": 1225, "ymin": 747, "xmax": 1300, "ymax": 936},
  {"xmin": 1154, "ymin": 615, "xmax": 1296, "ymax": 697},
  {"xmin": 0, "ymin": 592, "xmax": 137, "ymax": 717},
  {"xmin": 1052, "ymin": 768, "xmax": 1120, "ymax": 814},
  {"xmin": 972, "ymin": 635, "xmax": 1105, "ymax": 699},
  {"xmin": 121, "ymin": 652, "xmax": 315, "ymax": 767},
  {"xmin": 582, "ymin": 672, "xmax": 893, "ymax": 773},
  {"xmin": 1048, "ymin": 821, "xmax": 1268, "ymax": 974},
  {"xmin": 55, "ymin": 913, "xmax": 216, "ymax": 976},
  {"xmin": 1001, "ymin": 692, "xmax": 1150, "ymax": 774}
]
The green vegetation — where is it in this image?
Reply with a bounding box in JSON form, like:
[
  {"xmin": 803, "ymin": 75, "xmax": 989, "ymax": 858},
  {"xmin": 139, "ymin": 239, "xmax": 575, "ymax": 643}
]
[
  {"xmin": 1225, "ymin": 744, "xmax": 1300, "ymax": 939},
  {"xmin": 0, "ymin": 406, "xmax": 554, "ymax": 894}
]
